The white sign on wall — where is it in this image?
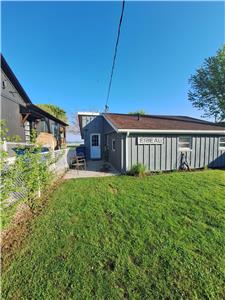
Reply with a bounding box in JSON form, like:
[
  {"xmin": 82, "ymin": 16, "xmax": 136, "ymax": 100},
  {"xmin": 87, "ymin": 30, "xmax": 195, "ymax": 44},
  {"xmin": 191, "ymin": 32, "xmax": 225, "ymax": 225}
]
[{"xmin": 137, "ymin": 137, "xmax": 164, "ymax": 145}]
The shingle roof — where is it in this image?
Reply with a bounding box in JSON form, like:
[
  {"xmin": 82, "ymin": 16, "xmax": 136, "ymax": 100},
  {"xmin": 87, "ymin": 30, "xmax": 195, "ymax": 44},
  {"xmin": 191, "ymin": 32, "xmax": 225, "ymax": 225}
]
[{"xmin": 103, "ymin": 113, "xmax": 225, "ymax": 132}]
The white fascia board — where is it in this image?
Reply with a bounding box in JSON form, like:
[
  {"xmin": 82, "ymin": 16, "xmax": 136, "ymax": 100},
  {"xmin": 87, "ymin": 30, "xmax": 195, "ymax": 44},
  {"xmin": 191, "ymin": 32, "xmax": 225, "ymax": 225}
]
[
  {"xmin": 117, "ymin": 129, "xmax": 225, "ymax": 134},
  {"xmin": 102, "ymin": 115, "xmax": 119, "ymax": 133},
  {"xmin": 77, "ymin": 112, "xmax": 100, "ymax": 116}
]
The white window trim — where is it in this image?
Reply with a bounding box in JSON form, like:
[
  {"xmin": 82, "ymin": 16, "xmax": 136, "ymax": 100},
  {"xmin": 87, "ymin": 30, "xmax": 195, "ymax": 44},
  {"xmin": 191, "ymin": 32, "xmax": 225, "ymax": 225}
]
[
  {"xmin": 219, "ymin": 137, "xmax": 225, "ymax": 150},
  {"xmin": 90, "ymin": 133, "xmax": 100, "ymax": 147},
  {"xmin": 178, "ymin": 136, "xmax": 192, "ymax": 151},
  {"xmin": 112, "ymin": 139, "xmax": 116, "ymax": 151}
]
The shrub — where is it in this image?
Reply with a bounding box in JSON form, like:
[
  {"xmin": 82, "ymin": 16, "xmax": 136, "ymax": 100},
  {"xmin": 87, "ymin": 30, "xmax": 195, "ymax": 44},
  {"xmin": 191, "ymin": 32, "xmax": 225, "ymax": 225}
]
[
  {"xmin": 101, "ymin": 162, "xmax": 111, "ymax": 172},
  {"xmin": 128, "ymin": 163, "xmax": 146, "ymax": 177},
  {"xmin": 0, "ymin": 121, "xmax": 57, "ymax": 209},
  {"xmin": 1, "ymin": 147, "xmax": 54, "ymax": 208}
]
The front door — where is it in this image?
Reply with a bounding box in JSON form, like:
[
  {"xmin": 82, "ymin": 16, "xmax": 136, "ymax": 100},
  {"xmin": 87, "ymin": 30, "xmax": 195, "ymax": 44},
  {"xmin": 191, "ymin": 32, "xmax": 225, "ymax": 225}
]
[{"xmin": 90, "ymin": 134, "xmax": 101, "ymax": 159}]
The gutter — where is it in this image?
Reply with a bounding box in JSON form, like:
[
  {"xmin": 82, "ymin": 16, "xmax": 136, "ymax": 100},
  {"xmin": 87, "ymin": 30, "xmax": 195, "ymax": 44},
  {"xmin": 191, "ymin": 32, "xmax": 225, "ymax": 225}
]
[
  {"xmin": 117, "ymin": 129, "xmax": 225, "ymax": 134},
  {"xmin": 125, "ymin": 132, "xmax": 129, "ymax": 172}
]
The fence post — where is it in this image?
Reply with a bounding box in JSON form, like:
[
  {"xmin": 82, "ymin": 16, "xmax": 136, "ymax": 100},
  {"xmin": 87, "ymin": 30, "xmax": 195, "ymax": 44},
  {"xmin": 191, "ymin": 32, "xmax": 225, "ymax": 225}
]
[
  {"xmin": 3, "ymin": 139, "xmax": 7, "ymax": 152},
  {"xmin": 38, "ymin": 176, "xmax": 41, "ymax": 198}
]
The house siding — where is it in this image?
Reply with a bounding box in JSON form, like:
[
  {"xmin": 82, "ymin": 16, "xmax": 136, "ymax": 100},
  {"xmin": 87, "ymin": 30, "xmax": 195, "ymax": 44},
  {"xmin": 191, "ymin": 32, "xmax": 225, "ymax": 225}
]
[
  {"xmin": 1, "ymin": 71, "xmax": 27, "ymax": 141},
  {"xmin": 105, "ymin": 132, "xmax": 122, "ymax": 171},
  {"xmin": 127, "ymin": 134, "xmax": 225, "ymax": 171},
  {"xmin": 80, "ymin": 115, "xmax": 119, "ymax": 160},
  {"xmin": 82, "ymin": 116, "xmax": 104, "ymax": 159}
]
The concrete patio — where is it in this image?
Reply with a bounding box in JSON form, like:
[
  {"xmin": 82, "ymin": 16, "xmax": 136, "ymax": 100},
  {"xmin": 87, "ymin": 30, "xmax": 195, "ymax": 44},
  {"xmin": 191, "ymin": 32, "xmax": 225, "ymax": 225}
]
[{"xmin": 63, "ymin": 160, "xmax": 119, "ymax": 179}]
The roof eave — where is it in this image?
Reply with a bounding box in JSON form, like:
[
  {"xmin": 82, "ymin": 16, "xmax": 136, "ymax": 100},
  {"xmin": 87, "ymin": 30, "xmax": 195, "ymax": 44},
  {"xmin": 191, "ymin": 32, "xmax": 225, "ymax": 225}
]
[
  {"xmin": 1, "ymin": 54, "xmax": 32, "ymax": 104},
  {"xmin": 117, "ymin": 129, "xmax": 225, "ymax": 134},
  {"xmin": 102, "ymin": 114, "xmax": 119, "ymax": 132},
  {"xmin": 28, "ymin": 104, "xmax": 68, "ymax": 126}
]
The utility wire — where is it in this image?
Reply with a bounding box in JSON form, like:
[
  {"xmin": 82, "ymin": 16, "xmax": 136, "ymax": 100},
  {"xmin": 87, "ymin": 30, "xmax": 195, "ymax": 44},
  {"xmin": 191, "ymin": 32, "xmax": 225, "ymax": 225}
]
[{"xmin": 105, "ymin": 0, "xmax": 125, "ymax": 112}]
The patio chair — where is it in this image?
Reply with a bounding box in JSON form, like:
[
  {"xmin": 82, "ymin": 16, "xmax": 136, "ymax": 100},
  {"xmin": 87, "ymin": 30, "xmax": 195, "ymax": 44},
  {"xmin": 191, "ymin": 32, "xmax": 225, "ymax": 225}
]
[{"xmin": 70, "ymin": 155, "xmax": 86, "ymax": 172}]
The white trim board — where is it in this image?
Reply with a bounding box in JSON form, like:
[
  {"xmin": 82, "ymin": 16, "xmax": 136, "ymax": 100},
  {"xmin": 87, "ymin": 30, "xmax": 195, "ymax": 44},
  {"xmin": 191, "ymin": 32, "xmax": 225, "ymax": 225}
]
[
  {"xmin": 117, "ymin": 129, "xmax": 225, "ymax": 134},
  {"xmin": 78, "ymin": 112, "xmax": 100, "ymax": 116}
]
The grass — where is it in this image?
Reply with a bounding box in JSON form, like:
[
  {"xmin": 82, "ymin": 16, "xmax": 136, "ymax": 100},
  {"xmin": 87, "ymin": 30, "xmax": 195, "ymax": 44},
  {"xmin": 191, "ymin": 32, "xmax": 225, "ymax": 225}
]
[
  {"xmin": 2, "ymin": 170, "xmax": 225, "ymax": 299},
  {"xmin": 1, "ymin": 200, "xmax": 22, "ymax": 230}
]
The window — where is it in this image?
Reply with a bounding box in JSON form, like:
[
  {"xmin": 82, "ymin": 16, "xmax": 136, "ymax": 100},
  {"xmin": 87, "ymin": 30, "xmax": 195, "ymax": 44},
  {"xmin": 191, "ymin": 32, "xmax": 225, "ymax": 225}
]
[
  {"xmin": 219, "ymin": 137, "xmax": 225, "ymax": 149},
  {"xmin": 112, "ymin": 139, "xmax": 116, "ymax": 151},
  {"xmin": 178, "ymin": 136, "xmax": 192, "ymax": 150},
  {"xmin": 51, "ymin": 123, "xmax": 58, "ymax": 138},
  {"xmin": 41, "ymin": 120, "xmax": 47, "ymax": 132},
  {"xmin": 91, "ymin": 134, "xmax": 99, "ymax": 146},
  {"xmin": 2, "ymin": 80, "xmax": 6, "ymax": 89}
]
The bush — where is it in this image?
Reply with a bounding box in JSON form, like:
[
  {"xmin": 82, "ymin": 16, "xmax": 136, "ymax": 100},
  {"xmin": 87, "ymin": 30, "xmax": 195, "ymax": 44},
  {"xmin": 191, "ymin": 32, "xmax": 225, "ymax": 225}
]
[
  {"xmin": 1, "ymin": 147, "xmax": 54, "ymax": 208},
  {"xmin": 101, "ymin": 162, "xmax": 111, "ymax": 172},
  {"xmin": 128, "ymin": 163, "xmax": 146, "ymax": 177}
]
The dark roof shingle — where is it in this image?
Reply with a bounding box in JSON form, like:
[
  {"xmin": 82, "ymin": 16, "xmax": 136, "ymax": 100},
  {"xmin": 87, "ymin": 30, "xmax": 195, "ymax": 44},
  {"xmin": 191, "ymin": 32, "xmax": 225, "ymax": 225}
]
[{"xmin": 104, "ymin": 113, "xmax": 225, "ymax": 131}]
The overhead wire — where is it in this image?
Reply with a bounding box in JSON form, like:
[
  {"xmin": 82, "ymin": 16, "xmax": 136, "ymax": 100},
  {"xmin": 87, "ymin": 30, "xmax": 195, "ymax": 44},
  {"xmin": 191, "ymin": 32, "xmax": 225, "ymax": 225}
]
[{"xmin": 104, "ymin": 0, "xmax": 125, "ymax": 112}]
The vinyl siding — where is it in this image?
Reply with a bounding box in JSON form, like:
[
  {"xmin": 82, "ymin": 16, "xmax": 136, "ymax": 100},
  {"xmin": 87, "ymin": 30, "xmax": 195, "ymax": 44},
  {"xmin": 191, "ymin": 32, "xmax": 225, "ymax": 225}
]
[
  {"xmin": 127, "ymin": 134, "xmax": 225, "ymax": 171},
  {"xmin": 105, "ymin": 132, "xmax": 122, "ymax": 171}
]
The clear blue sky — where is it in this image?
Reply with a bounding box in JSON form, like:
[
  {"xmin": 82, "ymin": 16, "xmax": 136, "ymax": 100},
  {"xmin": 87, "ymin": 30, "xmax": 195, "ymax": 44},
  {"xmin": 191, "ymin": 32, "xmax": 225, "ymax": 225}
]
[{"xmin": 2, "ymin": 1, "xmax": 224, "ymax": 126}]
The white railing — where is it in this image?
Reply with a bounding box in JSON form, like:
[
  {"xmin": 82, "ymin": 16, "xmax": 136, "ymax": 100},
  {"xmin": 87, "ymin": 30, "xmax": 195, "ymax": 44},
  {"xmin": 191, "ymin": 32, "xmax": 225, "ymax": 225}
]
[
  {"xmin": 49, "ymin": 149, "xmax": 70, "ymax": 176},
  {"xmin": 2, "ymin": 141, "xmax": 31, "ymax": 148}
]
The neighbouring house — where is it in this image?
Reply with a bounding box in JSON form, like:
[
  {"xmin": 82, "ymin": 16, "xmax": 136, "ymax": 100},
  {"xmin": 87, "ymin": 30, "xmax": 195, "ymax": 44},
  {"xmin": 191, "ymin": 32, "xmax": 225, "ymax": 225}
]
[
  {"xmin": 78, "ymin": 112, "xmax": 225, "ymax": 172},
  {"xmin": 1, "ymin": 54, "xmax": 68, "ymax": 149}
]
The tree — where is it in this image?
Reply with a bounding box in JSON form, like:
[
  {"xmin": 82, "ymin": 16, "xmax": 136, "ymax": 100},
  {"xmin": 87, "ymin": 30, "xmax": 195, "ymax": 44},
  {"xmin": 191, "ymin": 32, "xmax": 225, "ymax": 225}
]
[
  {"xmin": 37, "ymin": 104, "xmax": 68, "ymax": 123},
  {"xmin": 188, "ymin": 45, "xmax": 225, "ymax": 122},
  {"xmin": 128, "ymin": 110, "xmax": 146, "ymax": 115},
  {"xmin": 67, "ymin": 109, "xmax": 99, "ymax": 136},
  {"xmin": 67, "ymin": 112, "xmax": 80, "ymax": 135}
]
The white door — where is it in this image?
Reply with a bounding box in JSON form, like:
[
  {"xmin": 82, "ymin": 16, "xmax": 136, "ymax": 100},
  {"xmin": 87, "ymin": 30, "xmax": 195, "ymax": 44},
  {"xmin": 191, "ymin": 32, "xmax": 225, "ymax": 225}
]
[{"xmin": 90, "ymin": 134, "xmax": 101, "ymax": 159}]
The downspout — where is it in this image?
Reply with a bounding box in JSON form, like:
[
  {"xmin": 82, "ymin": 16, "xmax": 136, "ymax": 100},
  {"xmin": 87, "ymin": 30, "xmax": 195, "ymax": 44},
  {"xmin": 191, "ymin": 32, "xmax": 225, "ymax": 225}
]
[{"xmin": 125, "ymin": 131, "xmax": 129, "ymax": 172}]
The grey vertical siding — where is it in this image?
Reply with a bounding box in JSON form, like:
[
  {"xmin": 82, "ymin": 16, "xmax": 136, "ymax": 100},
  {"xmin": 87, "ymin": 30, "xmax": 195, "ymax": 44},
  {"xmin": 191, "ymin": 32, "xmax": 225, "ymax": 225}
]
[
  {"xmin": 127, "ymin": 134, "xmax": 225, "ymax": 171},
  {"xmin": 82, "ymin": 116, "xmax": 104, "ymax": 159},
  {"xmin": 106, "ymin": 132, "xmax": 122, "ymax": 171}
]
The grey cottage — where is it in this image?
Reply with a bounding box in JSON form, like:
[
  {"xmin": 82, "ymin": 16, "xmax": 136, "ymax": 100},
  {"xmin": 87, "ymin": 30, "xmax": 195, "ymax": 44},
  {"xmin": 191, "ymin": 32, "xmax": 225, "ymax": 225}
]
[{"xmin": 78, "ymin": 112, "xmax": 225, "ymax": 172}]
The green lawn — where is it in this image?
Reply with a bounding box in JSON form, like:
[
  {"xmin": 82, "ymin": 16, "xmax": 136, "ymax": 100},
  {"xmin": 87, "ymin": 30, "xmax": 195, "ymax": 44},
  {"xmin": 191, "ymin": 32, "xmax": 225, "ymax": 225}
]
[{"xmin": 2, "ymin": 170, "xmax": 225, "ymax": 299}]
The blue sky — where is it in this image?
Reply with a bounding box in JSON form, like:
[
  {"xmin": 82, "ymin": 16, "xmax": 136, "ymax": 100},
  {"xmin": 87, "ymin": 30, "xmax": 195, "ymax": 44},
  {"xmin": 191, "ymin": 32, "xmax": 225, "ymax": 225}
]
[{"xmin": 2, "ymin": 1, "xmax": 224, "ymax": 140}]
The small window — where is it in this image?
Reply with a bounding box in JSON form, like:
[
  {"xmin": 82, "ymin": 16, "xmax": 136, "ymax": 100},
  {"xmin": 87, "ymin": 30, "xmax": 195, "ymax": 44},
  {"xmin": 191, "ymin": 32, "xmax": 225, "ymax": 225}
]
[
  {"xmin": 91, "ymin": 134, "xmax": 99, "ymax": 146},
  {"xmin": 41, "ymin": 120, "xmax": 47, "ymax": 132},
  {"xmin": 178, "ymin": 136, "xmax": 192, "ymax": 150},
  {"xmin": 2, "ymin": 80, "xmax": 6, "ymax": 89},
  {"xmin": 112, "ymin": 139, "xmax": 116, "ymax": 151},
  {"xmin": 219, "ymin": 137, "xmax": 225, "ymax": 149}
]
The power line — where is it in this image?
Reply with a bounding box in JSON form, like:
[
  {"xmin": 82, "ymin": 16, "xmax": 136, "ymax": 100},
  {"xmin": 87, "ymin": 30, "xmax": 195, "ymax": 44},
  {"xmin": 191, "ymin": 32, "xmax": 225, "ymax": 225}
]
[{"xmin": 104, "ymin": 0, "xmax": 125, "ymax": 112}]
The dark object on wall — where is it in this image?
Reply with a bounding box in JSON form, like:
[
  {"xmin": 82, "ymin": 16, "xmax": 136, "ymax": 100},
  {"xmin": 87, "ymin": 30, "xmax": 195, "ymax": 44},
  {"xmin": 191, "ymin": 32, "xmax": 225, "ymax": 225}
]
[{"xmin": 179, "ymin": 152, "xmax": 190, "ymax": 171}]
